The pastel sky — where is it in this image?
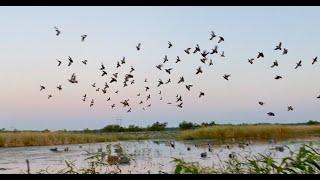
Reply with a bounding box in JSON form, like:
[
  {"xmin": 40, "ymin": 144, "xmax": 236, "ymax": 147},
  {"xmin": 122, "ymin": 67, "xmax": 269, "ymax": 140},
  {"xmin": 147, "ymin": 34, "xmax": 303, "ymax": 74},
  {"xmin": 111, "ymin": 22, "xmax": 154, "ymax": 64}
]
[{"xmin": 0, "ymin": 6, "xmax": 319, "ymax": 130}]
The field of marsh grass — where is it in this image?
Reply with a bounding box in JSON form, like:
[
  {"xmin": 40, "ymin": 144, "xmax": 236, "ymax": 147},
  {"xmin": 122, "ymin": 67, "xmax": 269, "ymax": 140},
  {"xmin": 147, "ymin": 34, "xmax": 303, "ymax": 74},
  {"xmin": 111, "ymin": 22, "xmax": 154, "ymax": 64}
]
[{"xmin": 178, "ymin": 125, "xmax": 320, "ymax": 142}]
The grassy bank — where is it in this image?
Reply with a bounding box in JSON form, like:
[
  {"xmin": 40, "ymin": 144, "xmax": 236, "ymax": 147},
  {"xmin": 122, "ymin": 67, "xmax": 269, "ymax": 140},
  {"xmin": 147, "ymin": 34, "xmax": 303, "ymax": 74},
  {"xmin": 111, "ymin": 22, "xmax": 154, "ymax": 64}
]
[
  {"xmin": 0, "ymin": 131, "xmax": 177, "ymax": 148},
  {"xmin": 178, "ymin": 125, "xmax": 320, "ymax": 142}
]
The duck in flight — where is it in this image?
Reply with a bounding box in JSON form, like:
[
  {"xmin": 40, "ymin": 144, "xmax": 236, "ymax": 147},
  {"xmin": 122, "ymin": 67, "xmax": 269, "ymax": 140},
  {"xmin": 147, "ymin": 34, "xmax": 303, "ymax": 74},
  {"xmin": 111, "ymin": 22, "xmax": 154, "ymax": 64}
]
[
  {"xmin": 193, "ymin": 44, "xmax": 200, "ymax": 54},
  {"xmin": 165, "ymin": 68, "xmax": 172, "ymax": 74},
  {"xmin": 130, "ymin": 66, "xmax": 135, "ymax": 73},
  {"xmin": 275, "ymin": 75, "xmax": 283, "ymax": 80},
  {"xmin": 257, "ymin": 52, "xmax": 264, "ymax": 59},
  {"xmin": 145, "ymin": 86, "xmax": 150, "ymax": 91},
  {"xmin": 209, "ymin": 59, "xmax": 213, "ymax": 66},
  {"xmin": 295, "ymin": 60, "xmax": 302, "ymax": 69},
  {"xmin": 81, "ymin": 34, "xmax": 87, "ymax": 42},
  {"xmin": 54, "ymin": 26, "xmax": 61, "ymax": 36},
  {"xmin": 146, "ymin": 94, "xmax": 151, "ymax": 101},
  {"xmin": 156, "ymin": 64, "xmax": 163, "ymax": 70},
  {"xmin": 48, "ymin": 94, "xmax": 53, "ymax": 99},
  {"xmin": 100, "ymin": 63, "xmax": 105, "ymax": 71},
  {"xmin": 56, "ymin": 59, "xmax": 62, "ymax": 66},
  {"xmin": 267, "ymin": 112, "xmax": 275, "ymax": 116},
  {"xmin": 168, "ymin": 41, "xmax": 173, "ymax": 48},
  {"xmin": 209, "ymin": 31, "xmax": 216, "ymax": 40},
  {"xmin": 223, "ymin": 74, "xmax": 231, "ymax": 81},
  {"xmin": 82, "ymin": 60, "xmax": 88, "ymax": 65},
  {"xmin": 186, "ymin": 85, "xmax": 193, "ymax": 91},
  {"xmin": 177, "ymin": 102, "xmax": 183, "ymax": 108},
  {"xmin": 68, "ymin": 73, "xmax": 78, "ymax": 83},
  {"xmin": 163, "ymin": 55, "xmax": 169, "ymax": 63},
  {"xmin": 40, "ymin": 85, "xmax": 45, "ymax": 91},
  {"xmin": 210, "ymin": 46, "xmax": 218, "ymax": 54},
  {"xmin": 274, "ymin": 42, "xmax": 282, "ymax": 50},
  {"xmin": 127, "ymin": 108, "xmax": 132, "ymax": 113},
  {"xmin": 283, "ymin": 48, "xmax": 288, "ymax": 55},
  {"xmin": 111, "ymin": 104, "xmax": 115, "ymax": 109},
  {"xmin": 121, "ymin": 57, "xmax": 126, "ymax": 64},
  {"xmin": 258, "ymin": 101, "xmax": 265, "ymax": 106},
  {"xmin": 107, "ymin": 97, "xmax": 111, "ymax": 101},
  {"xmin": 288, "ymin": 106, "xmax": 294, "ymax": 111},
  {"xmin": 271, "ymin": 60, "xmax": 279, "ymax": 68},
  {"xmin": 248, "ymin": 58, "xmax": 254, "ymax": 64},
  {"xmin": 196, "ymin": 66, "xmax": 203, "ymax": 75},
  {"xmin": 136, "ymin": 43, "xmax": 141, "ymax": 51},
  {"xmin": 312, "ymin": 56, "xmax": 318, "ymax": 65},
  {"xmin": 165, "ymin": 78, "xmax": 171, "ymax": 84},
  {"xmin": 220, "ymin": 51, "xmax": 225, "ymax": 57},
  {"xmin": 184, "ymin": 48, "xmax": 191, "ymax": 54},
  {"xmin": 110, "ymin": 77, "xmax": 117, "ymax": 83},
  {"xmin": 101, "ymin": 71, "xmax": 107, "ymax": 77},
  {"xmin": 121, "ymin": 99, "xmax": 130, "ymax": 107},
  {"xmin": 201, "ymin": 50, "xmax": 209, "ymax": 58},
  {"xmin": 116, "ymin": 61, "xmax": 121, "ymax": 68},
  {"xmin": 158, "ymin": 79, "xmax": 164, "ymax": 87},
  {"xmin": 218, "ymin": 36, "xmax": 224, "ymax": 43},
  {"xmin": 57, "ymin": 85, "xmax": 62, "ymax": 91},
  {"xmin": 178, "ymin": 76, "xmax": 184, "ymax": 84},
  {"xmin": 199, "ymin": 91, "xmax": 205, "ymax": 98},
  {"xmin": 200, "ymin": 57, "xmax": 207, "ymax": 64},
  {"xmin": 68, "ymin": 56, "xmax": 73, "ymax": 66},
  {"xmin": 82, "ymin": 94, "xmax": 87, "ymax": 101},
  {"xmin": 176, "ymin": 95, "xmax": 182, "ymax": 102},
  {"xmin": 91, "ymin": 83, "xmax": 96, "ymax": 88},
  {"xmin": 175, "ymin": 56, "xmax": 181, "ymax": 63},
  {"xmin": 90, "ymin": 99, "xmax": 94, "ymax": 107}
]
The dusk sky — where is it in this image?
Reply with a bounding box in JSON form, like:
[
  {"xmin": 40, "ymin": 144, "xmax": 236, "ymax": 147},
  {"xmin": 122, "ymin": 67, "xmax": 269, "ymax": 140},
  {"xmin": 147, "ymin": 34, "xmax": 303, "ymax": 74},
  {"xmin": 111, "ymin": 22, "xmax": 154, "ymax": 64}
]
[{"xmin": 0, "ymin": 6, "xmax": 320, "ymax": 130}]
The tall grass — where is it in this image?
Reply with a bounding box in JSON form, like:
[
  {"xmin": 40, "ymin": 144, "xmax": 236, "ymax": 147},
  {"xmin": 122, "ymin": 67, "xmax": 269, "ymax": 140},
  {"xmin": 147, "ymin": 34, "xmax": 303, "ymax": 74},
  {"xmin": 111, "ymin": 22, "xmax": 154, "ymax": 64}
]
[
  {"xmin": 178, "ymin": 125, "xmax": 320, "ymax": 142},
  {"xmin": 0, "ymin": 131, "xmax": 176, "ymax": 148}
]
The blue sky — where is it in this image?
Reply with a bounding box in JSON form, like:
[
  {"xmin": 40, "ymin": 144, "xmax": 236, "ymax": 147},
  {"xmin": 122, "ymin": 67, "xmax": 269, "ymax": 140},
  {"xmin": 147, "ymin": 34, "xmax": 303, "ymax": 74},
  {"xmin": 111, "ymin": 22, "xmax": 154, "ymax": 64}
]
[{"xmin": 0, "ymin": 6, "xmax": 320, "ymax": 130}]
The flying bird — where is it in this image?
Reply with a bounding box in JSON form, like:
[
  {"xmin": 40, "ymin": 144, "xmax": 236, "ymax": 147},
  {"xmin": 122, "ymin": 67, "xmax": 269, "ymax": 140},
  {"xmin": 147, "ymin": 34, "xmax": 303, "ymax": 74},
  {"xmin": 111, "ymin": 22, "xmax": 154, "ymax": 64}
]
[
  {"xmin": 257, "ymin": 52, "xmax": 264, "ymax": 59},
  {"xmin": 274, "ymin": 42, "xmax": 282, "ymax": 50},
  {"xmin": 110, "ymin": 77, "xmax": 117, "ymax": 83},
  {"xmin": 56, "ymin": 59, "xmax": 62, "ymax": 66},
  {"xmin": 121, "ymin": 99, "xmax": 130, "ymax": 107},
  {"xmin": 158, "ymin": 79, "xmax": 164, "ymax": 87},
  {"xmin": 220, "ymin": 51, "xmax": 225, "ymax": 57},
  {"xmin": 223, "ymin": 74, "xmax": 231, "ymax": 81},
  {"xmin": 130, "ymin": 66, "xmax": 135, "ymax": 73},
  {"xmin": 178, "ymin": 76, "xmax": 184, "ymax": 84},
  {"xmin": 91, "ymin": 83, "xmax": 96, "ymax": 88},
  {"xmin": 201, "ymin": 50, "xmax": 209, "ymax": 58},
  {"xmin": 210, "ymin": 46, "xmax": 218, "ymax": 54},
  {"xmin": 209, "ymin": 59, "xmax": 213, "ymax": 66},
  {"xmin": 184, "ymin": 48, "xmax": 191, "ymax": 54},
  {"xmin": 101, "ymin": 88, "xmax": 107, "ymax": 94},
  {"xmin": 48, "ymin": 95, "xmax": 52, "ymax": 99},
  {"xmin": 81, "ymin": 34, "xmax": 87, "ymax": 42},
  {"xmin": 116, "ymin": 61, "xmax": 121, "ymax": 68},
  {"xmin": 258, "ymin": 101, "xmax": 265, "ymax": 106},
  {"xmin": 57, "ymin": 85, "xmax": 62, "ymax": 91},
  {"xmin": 168, "ymin": 41, "xmax": 173, "ymax": 48},
  {"xmin": 196, "ymin": 66, "xmax": 203, "ymax": 75},
  {"xmin": 40, "ymin": 85, "xmax": 45, "ymax": 91},
  {"xmin": 68, "ymin": 56, "xmax": 73, "ymax": 66},
  {"xmin": 136, "ymin": 43, "xmax": 141, "ymax": 51},
  {"xmin": 107, "ymin": 97, "xmax": 111, "ymax": 101},
  {"xmin": 139, "ymin": 101, "xmax": 143, "ymax": 104},
  {"xmin": 248, "ymin": 58, "xmax": 254, "ymax": 64},
  {"xmin": 165, "ymin": 68, "xmax": 172, "ymax": 74},
  {"xmin": 101, "ymin": 71, "xmax": 107, "ymax": 77},
  {"xmin": 176, "ymin": 95, "xmax": 182, "ymax": 102},
  {"xmin": 271, "ymin": 60, "xmax": 279, "ymax": 68},
  {"xmin": 145, "ymin": 86, "xmax": 150, "ymax": 91},
  {"xmin": 275, "ymin": 75, "xmax": 282, "ymax": 80},
  {"xmin": 82, "ymin": 60, "xmax": 88, "ymax": 65},
  {"xmin": 200, "ymin": 58, "xmax": 207, "ymax": 64},
  {"xmin": 146, "ymin": 94, "xmax": 151, "ymax": 101},
  {"xmin": 177, "ymin": 103, "xmax": 183, "ymax": 108},
  {"xmin": 111, "ymin": 104, "xmax": 115, "ymax": 109},
  {"xmin": 127, "ymin": 108, "xmax": 132, "ymax": 113},
  {"xmin": 267, "ymin": 112, "xmax": 275, "ymax": 116},
  {"xmin": 163, "ymin": 55, "xmax": 169, "ymax": 63},
  {"xmin": 100, "ymin": 63, "xmax": 105, "ymax": 70},
  {"xmin": 283, "ymin": 48, "xmax": 288, "ymax": 55},
  {"xmin": 199, "ymin": 91, "xmax": 205, "ymax": 98},
  {"xmin": 113, "ymin": 73, "xmax": 118, "ymax": 78},
  {"xmin": 288, "ymin": 106, "xmax": 294, "ymax": 111},
  {"xmin": 209, "ymin": 31, "xmax": 216, "ymax": 40},
  {"xmin": 82, "ymin": 94, "xmax": 87, "ymax": 101},
  {"xmin": 156, "ymin": 64, "xmax": 163, "ymax": 70},
  {"xmin": 68, "ymin": 73, "xmax": 78, "ymax": 83},
  {"xmin": 121, "ymin": 57, "xmax": 126, "ymax": 64},
  {"xmin": 175, "ymin": 56, "xmax": 181, "ymax": 63},
  {"xmin": 295, "ymin": 60, "xmax": 302, "ymax": 69},
  {"xmin": 218, "ymin": 36, "xmax": 224, "ymax": 43},
  {"xmin": 193, "ymin": 44, "xmax": 200, "ymax": 53},
  {"xmin": 90, "ymin": 99, "xmax": 94, "ymax": 107},
  {"xmin": 312, "ymin": 56, "xmax": 318, "ymax": 65},
  {"xmin": 186, "ymin": 85, "xmax": 193, "ymax": 91},
  {"xmin": 165, "ymin": 78, "xmax": 171, "ymax": 84},
  {"xmin": 54, "ymin": 26, "xmax": 61, "ymax": 36}
]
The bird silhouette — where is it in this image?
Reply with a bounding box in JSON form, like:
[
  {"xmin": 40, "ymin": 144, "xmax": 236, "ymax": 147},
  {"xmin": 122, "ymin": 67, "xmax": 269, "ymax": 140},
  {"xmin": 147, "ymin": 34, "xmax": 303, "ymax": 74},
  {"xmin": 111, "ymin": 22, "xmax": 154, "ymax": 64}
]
[
  {"xmin": 223, "ymin": 74, "xmax": 231, "ymax": 81},
  {"xmin": 130, "ymin": 80, "xmax": 135, "ymax": 85},
  {"xmin": 130, "ymin": 66, "xmax": 135, "ymax": 73},
  {"xmin": 145, "ymin": 86, "xmax": 150, "ymax": 91},
  {"xmin": 90, "ymin": 99, "xmax": 94, "ymax": 107},
  {"xmin": 267, "ymin": 112, "xmax": 275, "ymax": 116},
  {"xmin": 176, "ymin": 95, "xmax": 182, "ymax": 102},
  {"xmin": 139, "ymin": 101, "xmax": 143, "ymax": 104},
  {"xmin": 54, "ymin": 26, "xmax": 61, "ymax": 36},
  {"xmin": 158, "ymin": 79, "xmax": 164, "ymax": 87},
  {"xmin": 271, "ymin": 60, "xmax": 279, "ymax": 68},
  {"xmin": 209, "ymin": 59, "xmax": 213, "ymax": 66},
  {"xmin": 159, "ymin": 91, "xmax": 162, "ymax": 95},
  {"xmin": 146, "ymin": 94, "xmax": 151, "ymax": 101},
  {"xmin": 165, "ymin": 78, "xmax": 171, "ymax": 84},
  {"xmin": 201, "ymin": 50, "xmax": 209, "ymax": 58},
  {"xmin": 258, "ymin": 101, "xmax": 265, "ymax": 106},
  {"xmin": 68, "ymin": 73, "xmax": 78, "ymax": 83},
  {"xmin": 196, "ymin": 66, "xmax": 203, "ymax": 75},
  {"xmin": 177, "ymin": 103, "xmax": 183, "ymax": 108},
  {"xmin": 82, "ymin": 94, "xmax": 87, "ymax": 101},
  {"xmin": 137, "ymin": 93, "xmax": 141, "ymax": 96},
  {"xmin": 100, "ymin": 63, "xmax": 105, "ymax": 70},
  {"xmin": 123, "ymin": 81, "xmax": 128, "ymax": 87},
  {"xmin": 275, "ymin": 75, "xmax": 282, "ymax": 80},
  {"xmin": 104, "ymin": 82, "xmax": 109, "ymax": 89},
  {"xmin": 121, "ymin": 57, "xmax": 126, "ymax": 64},
  {"xmin": 111, "ymin": 104, "xmax": 115, "ymax": 109},
  {"xmin": 96, "ymin": 88, "xmax": 100, "ymax": 92},
  {"xmin": 68, "ymin": 56, "xmax": 73, "ymax": 66},
  {"xmin": 199, "ymin": 91, "xmax": 205, "ymax": 98},
  {"xmin": 142, "ymin": 107, "xmax": 146, "ymax": 110},
  {"xmin": 163, "ymin": 55, "xmax": 169, "ymax": 63},
  {"xmin": 136, "ymin": 43, "xmax": 141, "ymax": 51},
  {"xmin": 210, "ymin": 45, "xmax": 218, "ymax": 54},
  {"xmin": 165, "ymin": 68, "xmax": 172, "ymax": 74},
  {"xmin": 167, "ymin": 102, "xmax": 172, "ymax": 104},
  {"xmin": 184, "ymin": 48, "xmax": 191, "ymax": 54},
  {"xmin": 156, "ymin": 64, "xmax": 163, "ymax": 70},
  {"xmin": 288, "ymin": 106, "xmax": 294, "ymax": 111},
  {"xmin": 40, "ymin": 85, "xmax": 45, "ymax": 91},
  {"xmin": 193, "ymin": 44, "xmax": 200, "ymax": 53},
  {"xmin": 101, "ymin": 71, "xmax": 107, "ymax": 77},
  {"xmin": 121, "ymin": 99, "xmax": 130, "ymax": 107},
  {"xmin": 102, "ymin": 88, "xmax": 107, "ymax": 94},
  {"xmin": 257, "ymin": 52, "xmax": 264, "ymax": 59},
  {"xmin": 168, "ymin": 41, "xmax": 173, "ymax": 48},
  {"xmin": 218, "ymin": 36, "xmax": 224, "ymax": 43},
  {"xmin": 110, "ymin": 77, "xmax": 117, "ymax": 83},
  {"xmin": 186, "ymin": 85, "xmax": 193, "ymax": 91},
  {"xmin": 200, "ymin": 57, "xmax": 207, "ymax": 64},
  {"xmin": 312, "ymin": 56, "xmax": 318, "ymax": 65},
  {"xmin": 283, "ymin": 48, "xmax": 288, "ymax": 55},
  {"xmin": 107, "ymin": 97, "xmax": 111, "ymax": 101},
  {"xmin": 81, "ymin": 34, "xmax": 87, "ymax": 42},
  {"xmin": 57, "ymin": 85, "xmax": 62, "ymax": 91},
  {"xmin": 248, "ymin": 58, "xmax": 254, "ymax": 64},
  {"xmin": 116, "ymin": 61, "xmax": 121, "ymax": 68},
  {"xmin": 127, "ymin": 108, "xmax": 132, "ymax": 113},
  {"xmin": 91, "ymin": 83, "xmax": 96, "ymax": 88},
  {"xmin": 295, "ymin": 60, "xmax": 302, "ymax": 69},
  {"xmin": 115, "ymin": 90, "xmax": 119, "ymax": 94},
  {"xmin": 82, "ymin": 60, "xmax": 88, "ymax": 65},
  {"xmin": 147, "ymin": 104, "xmax": 151, "ymax": 107},
  {"xmin": 274, "ymin": 42, "xmax": 282, "ymax": 50},
  {"xmin": 175, "ymin": 56, "xmax": 181, "ymax": 63},
  {"xmin": 56, "ymin": 59, "xmax": 62, "ymax": 66},
  {"xmin": 178, "ymin": 76, "xmax": 184, "ymax": 84},
  {"xmin": 209, "ymin": 31, "xmax": 216, "ymax": 40},
  {"xmin": 113, "ymin": 73, "xmax": 118, "ymax": 78},
  {"xmin": 48, "ymin": 94, "xmax": 52, "ymax": 99},
  {"xmin": 220, "ymin": 51, "xmax": 225, "ymax": 57},
  {"xmin": 317, "ymin": 95, "xmax": 320, "ymax": 99}
]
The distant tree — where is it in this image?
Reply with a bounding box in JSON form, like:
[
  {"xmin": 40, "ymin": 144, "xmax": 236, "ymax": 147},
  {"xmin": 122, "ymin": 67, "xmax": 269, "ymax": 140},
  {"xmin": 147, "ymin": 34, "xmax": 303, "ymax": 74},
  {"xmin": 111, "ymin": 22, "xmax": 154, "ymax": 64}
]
[
  {"xmin": 42, "ymin": 129, "xmax": 50, "ymax": 133},
  {"xmin": 101, "ymin": 125, "xmax": 124, "ymax": 132},
  {"xmin": 208, "ymin": 121, "xmax": 216, "ymax": 126},
  {"xmin": 147, "ymin": 122, "xmax": 167, "ymax": 131},
  {"xmin": 0, "ymin": 128, "xmax": 5, "ymax": 132},
  {"xmin": 306, "ymin": 120, "xmax": 320, "ymax": 125},
  {"xmin": 179, "ymin": 121, "xmax": 198, "ymax": 130}
]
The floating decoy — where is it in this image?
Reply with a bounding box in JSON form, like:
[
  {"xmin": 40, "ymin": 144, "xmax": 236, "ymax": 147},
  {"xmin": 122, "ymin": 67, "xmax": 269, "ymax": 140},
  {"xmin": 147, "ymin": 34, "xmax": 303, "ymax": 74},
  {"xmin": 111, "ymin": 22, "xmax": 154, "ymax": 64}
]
[
  {"xmin": 50, "ymin": 147, "xmax": 58, "ymax": 152},
  {"xmin": 201, "ymin": 152, "xmax": 207, "ymax": 158}
]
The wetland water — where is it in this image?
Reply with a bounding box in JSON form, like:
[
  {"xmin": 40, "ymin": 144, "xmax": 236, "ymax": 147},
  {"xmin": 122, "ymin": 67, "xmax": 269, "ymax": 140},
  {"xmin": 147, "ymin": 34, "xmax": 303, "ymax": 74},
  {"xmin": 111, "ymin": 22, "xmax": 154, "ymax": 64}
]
[{"xmin": 0, "ymin": 139, "xmax": 319, "ymax": 174}]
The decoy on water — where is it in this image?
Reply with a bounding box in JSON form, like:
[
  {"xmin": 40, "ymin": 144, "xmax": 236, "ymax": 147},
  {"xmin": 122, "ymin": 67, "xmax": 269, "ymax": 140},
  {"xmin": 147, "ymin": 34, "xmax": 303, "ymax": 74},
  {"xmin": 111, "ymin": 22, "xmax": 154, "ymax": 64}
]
[
  {"xmin": 54, "ymin": 27, "xmax": 61, "ymax": 36},
  {"xmin": 210, "ymin": 45, "xmax": 218, "ymax": 54},
  {"xmin": 56, "ymin": 59, "xmax": 62, "ymax": 66},
  {"xmin": 57, "ymin": 85, "xmax": 62, "ymax": 91},
  {"xmin": 258, "ymin": 101, "xmax": 265, "ymax": 106},
  {"xmin": 199, "ymin": 91, "xmax": 205, "ymax": 98},
  {"xmin": 271, "ymin": 60, "xmax": 279, "ymax": 68},
  {"xmin": 283, "ymin": 48, "xmax": 288, "ymax": 55},
  {"xmin": 82, "ymin": 60, "xmax": 87, "ymax": 65},
  {"xmin": 168, "ymin": 41, "xmax": 173, "ymax": 48},
  {"xmin": 170, "ymin": 142, "xmax": 175, "ymax": 148},
  {"xmin": 218, "ymin": 36, "xmax": 224, "ymax": 43},
  {"xmin": 40, "ymin": 85, "xmax": 46, "ymax": 91},
  {"xmin": 175, "ymin": 56, "xmax": 181, "ymax": 63},
  {"xmin": 275, "ymin": 146, "xmax": 284, "ymax": 152},
  {"xmin": 274, "ymin": 42, "xmax": 282, "ymax": 50},
  {"xmin": 184, "ymin": 48, "xmax": 191, "ymax": 54},
  {"xmin": 178, "ymin": 76, "xmax": 184, "ymax": 84},
  {"xmin": 223, "ymin": 74, "xmax": 231, "ymax": 81},
  {"xmin": 257, "ymin": 52, "xmax": 264, "ymax": 59},
  {"xmin": 275, "ymin": 75, "xmax": 282, "ymax": 80},
  {"xmin": 209, "ymin": 31, "xmax": 216, "ymax": 40},
  {"xmin": 248, "ymin": 58, "xmax": 254, "ymax": 64},
  {"xmin": 68, "ymin": 73, "xmax": 78, "ymax": 83},
  {"xmin": 163, "ymin": 55, "xmax": 169, "ymax": 63},
  {"xmin": 312, "ymin": 56, "xmax": 318, "ymax": 65},
  {"xmin": 229, "ymin": 153, "xmax": 236, "ymax": 159},
  {"xmin": 81, "ymin": 34, "xmax": 87, "ymax": 42},
  {"xmin": 186, "ymin": 85, "xmax": 193, "ymax": 91},
  {"xmin": 201, "ymin": 152, "xmax": 207, "ymax": 158},
  {"xmin": 165, "ymin": 68, "xmax": 172, "ymax": 74},
  {"xmin": 68, "ymin": 56, "xmax": 73, "ymax": 66},
  {"xmin": 193, "ymin": 44, "xmax": 200, "ymax": 54},
  {"xmin": 295, "ymin": 60, "xmax": 302, "ymax": 69},
  {"xmin": 196, "ymin": 66, "xmax": 203, "ymax": 75},
  {"xmin": 50, "ymin": 147, "xmax": 58, "ymax": 152},
  {"xmin": 136, "ymin": 43, "xmax": 141, "ymax": 51},
  {"xmin": 267, "ymin": 112, "xmax": 275, "ymax": 116},
  {"xmin": 288, "ymin": 106, "xmax": 294, "ymax": 111},
  {"xmin": 156, "ymin": 64, "xmax": 163, "ymax": 70}
]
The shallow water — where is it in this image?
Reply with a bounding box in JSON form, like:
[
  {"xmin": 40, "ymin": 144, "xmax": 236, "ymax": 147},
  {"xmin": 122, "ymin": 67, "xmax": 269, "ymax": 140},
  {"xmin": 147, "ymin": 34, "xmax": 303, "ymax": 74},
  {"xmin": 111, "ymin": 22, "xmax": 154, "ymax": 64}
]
[{"xmin": 0, "ymin": 139, "xmax": 319, "ymax": 174}]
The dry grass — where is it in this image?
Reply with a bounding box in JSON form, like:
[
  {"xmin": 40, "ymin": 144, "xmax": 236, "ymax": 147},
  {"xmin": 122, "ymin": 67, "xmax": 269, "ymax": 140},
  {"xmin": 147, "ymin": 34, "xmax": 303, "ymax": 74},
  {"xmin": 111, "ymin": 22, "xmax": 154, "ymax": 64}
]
[
  {"xmin": 0, "ymin": 131, "xmax": 176, "ymax": 148},
  {"xmin": 178, "ymin": 125, "xmax": 320, "ymax": 142}
]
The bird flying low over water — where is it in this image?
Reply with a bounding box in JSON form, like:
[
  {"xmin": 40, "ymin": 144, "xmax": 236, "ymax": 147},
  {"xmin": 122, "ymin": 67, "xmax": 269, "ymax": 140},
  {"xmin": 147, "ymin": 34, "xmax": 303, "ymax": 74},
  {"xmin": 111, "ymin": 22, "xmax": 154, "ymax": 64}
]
[
  {"xmin": 209, "ymin": 31, "xmax": 216, "ymax": 40},
  {"xmin": 274, "ymin": 42, "xmax": 282, "ymax": 50},
  {"xmin": 54, "ymin": 26, "xmax": 61, "ymax": 36},
  {"xmin": 81, "ymin": 34, "xmax": 87, "ymax": 42},
  {"xmin": 295, "ymin": 60, "xmax": 302, "ymax": 69},
  {"xmin": 168, "ymin": 41, "xmax": 173, "ymax": 48},
  {"xmin": 312, "ymin": 56, "xmax": 318, "ymax": 65},
  {"xmin": 56, "ymin": 59, "xmax": 62, "ymax": 66},
  {"xmin": 40, "ymin": 85, "xmax": 45, "ymax": 91},
  {"xmin": 288, "ymin": 106, "xmax": 294, "ymax": 111},
  {"xmin": 223, "ymin": 74, "xmax": 231, "ymax": 81},
  {"xmin": 267, "ymin": 112, "xmax": 275, "ymax": 116}
]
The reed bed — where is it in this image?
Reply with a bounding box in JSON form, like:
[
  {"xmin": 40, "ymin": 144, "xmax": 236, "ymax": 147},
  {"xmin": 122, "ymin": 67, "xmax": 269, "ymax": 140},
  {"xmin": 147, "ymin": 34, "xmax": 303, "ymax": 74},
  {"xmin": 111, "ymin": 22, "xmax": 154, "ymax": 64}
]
[{"xmin": 178, "ymin": 125, "xmax": 320, "ymax": 142}]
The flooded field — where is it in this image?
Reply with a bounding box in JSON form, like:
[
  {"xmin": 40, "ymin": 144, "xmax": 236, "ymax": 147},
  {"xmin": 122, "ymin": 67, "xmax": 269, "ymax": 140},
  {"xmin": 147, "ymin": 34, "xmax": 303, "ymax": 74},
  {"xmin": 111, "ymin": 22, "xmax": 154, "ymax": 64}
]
[{"xmin": 0, "ymin": 139, "xmax": 319, "ymax": 174}]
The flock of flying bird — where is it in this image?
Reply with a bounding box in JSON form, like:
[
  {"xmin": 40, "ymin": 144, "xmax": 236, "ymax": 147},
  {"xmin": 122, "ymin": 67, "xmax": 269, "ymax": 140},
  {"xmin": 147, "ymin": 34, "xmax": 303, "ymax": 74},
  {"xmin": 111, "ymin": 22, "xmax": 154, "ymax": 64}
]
[{"xmin": 39, "ymin": 27, "xmax": 320, "ymax": 117}]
